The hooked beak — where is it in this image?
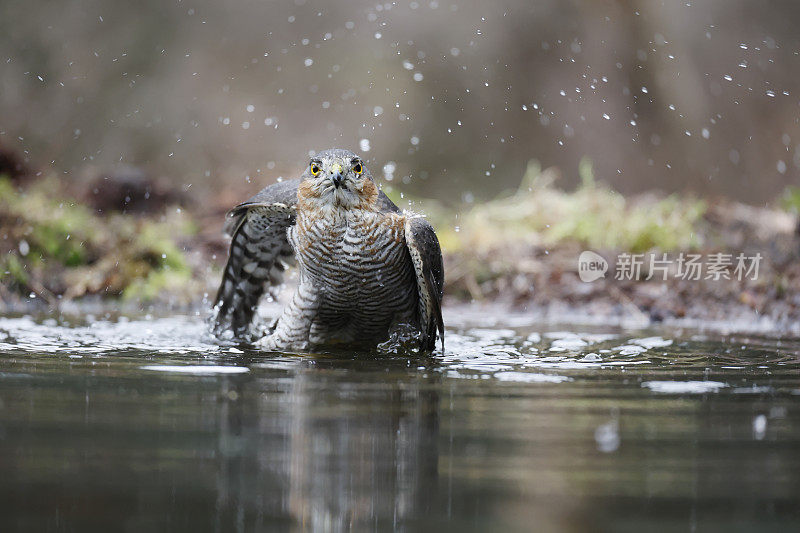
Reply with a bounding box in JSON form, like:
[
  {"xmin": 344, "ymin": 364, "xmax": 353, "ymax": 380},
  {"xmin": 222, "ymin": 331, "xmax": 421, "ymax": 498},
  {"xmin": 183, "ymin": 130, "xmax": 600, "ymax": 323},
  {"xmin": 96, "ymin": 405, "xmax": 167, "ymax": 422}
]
[{"xmin": 329, "ymin": 162, "xmax": 344, "ymax": 188}]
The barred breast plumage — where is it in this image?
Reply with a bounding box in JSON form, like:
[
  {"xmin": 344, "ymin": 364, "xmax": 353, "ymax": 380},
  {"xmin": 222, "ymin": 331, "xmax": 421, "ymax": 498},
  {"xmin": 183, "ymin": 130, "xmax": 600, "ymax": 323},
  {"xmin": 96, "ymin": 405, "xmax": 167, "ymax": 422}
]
[
  {"xmin": 266, "ymin": 208, "xmax": 418, "ymax": 349},
  {"xmin": 212, "ymin": 148, "xmax": 444, "ymax": 353}
]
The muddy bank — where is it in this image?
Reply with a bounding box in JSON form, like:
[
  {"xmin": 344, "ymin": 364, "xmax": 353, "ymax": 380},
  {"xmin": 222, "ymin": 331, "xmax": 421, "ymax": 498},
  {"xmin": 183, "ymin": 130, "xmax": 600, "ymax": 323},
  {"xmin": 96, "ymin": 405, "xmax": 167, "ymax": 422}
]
[
  {"xmin": 442, "ymin": 189, "xmax": 800, "ymax": 337},
  {"xmin": 2, "ymin": 161, "xmax": 799, "ymax": 337}
]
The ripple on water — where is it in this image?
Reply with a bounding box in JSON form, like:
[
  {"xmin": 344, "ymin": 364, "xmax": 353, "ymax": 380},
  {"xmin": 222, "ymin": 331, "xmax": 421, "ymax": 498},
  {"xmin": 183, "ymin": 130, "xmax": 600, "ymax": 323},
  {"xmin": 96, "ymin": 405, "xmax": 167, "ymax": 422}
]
[
  {"xmin": 0, "ymin": 314, "xmax": 797, "ymax": 394},
  {"xmin": 0, "ymin": 315, "xmax": 224, "ymax": 356},
  {"xmin": 2, "ymin": 309, "xmax": 800, "ymax": 531},
  {"xmin": 493, "ymin": 371, "xmax": 572, "ymax": 383},
  {"xmin": 141, "ymin": 365, "xmax": 250, "ymax": 374},
  {"xmin": 642, "ymin": 381, "xmax": 728, "ymax": 394}
]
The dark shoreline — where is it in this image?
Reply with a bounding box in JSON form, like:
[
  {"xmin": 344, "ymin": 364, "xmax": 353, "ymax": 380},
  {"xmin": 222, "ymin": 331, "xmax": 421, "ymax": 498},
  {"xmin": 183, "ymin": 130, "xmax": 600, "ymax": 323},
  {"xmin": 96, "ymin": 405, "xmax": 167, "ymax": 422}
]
[{"xmin": 3, "ymin": 169, "xmax": 799, "ymax": 338}]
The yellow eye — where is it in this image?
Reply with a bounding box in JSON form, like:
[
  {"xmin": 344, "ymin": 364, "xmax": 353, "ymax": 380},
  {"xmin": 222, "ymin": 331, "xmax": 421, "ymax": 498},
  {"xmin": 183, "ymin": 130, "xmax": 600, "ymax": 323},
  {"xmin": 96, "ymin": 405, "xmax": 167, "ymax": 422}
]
[
  {"xmin": 352, "ymin": 162, "xmax": 363, "ymax": 174},
  {"xmin": 310, "ymin": 164, "xmax": 321, "ymax": 175}
]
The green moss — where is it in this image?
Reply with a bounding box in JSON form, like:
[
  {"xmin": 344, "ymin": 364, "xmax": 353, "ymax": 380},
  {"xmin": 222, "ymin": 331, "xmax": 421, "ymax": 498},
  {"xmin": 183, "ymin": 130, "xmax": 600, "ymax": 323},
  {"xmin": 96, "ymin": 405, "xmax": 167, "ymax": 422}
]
[
  {"xmin": 122, "ymin": 268, "xmax": 193, "ymax": 302},
  {"xmin": 433, "ymin": 158, "xmax": 706, "ymax": 254},
  {"xmin": 1, "ymin": 253, "xmax": 29, "ymax": 286},
  {"xmin": 0, "ymin": 176, "xmax": 195, "ymax": 300},
  {"xmin": 0, "ymin": 175, "xmax": 14, "ymax": 198},
  {"xmin": 781, "ymin": 186, "xmax": 800, "ymax": 215},
  {"xmin": 30, "ymin": 217, "xmax": 90, "ymax": 266},
  {"xmin": 1, "ymin": 178, "xmax": 98, "ymax": 264},
  {"xmin": 135, "ymin": 221, "xmax": 190, "ymax": 272}
]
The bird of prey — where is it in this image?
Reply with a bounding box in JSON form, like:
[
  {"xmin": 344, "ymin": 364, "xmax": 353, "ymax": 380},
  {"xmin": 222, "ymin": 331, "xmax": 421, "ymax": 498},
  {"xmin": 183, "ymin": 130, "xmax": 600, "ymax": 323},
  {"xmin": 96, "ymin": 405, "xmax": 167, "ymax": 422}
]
[{"xmin": 212, "ymin": 148, "xmax": 444, "ymax": 352}]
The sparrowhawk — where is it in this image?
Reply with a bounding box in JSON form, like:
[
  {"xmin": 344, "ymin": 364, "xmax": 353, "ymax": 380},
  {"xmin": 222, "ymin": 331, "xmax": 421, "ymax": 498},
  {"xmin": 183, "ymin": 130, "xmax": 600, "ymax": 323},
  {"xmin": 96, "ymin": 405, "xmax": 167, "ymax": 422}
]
[{"xmin": 212, "ymin": 148, "xmax": 444, "ymax": 352}]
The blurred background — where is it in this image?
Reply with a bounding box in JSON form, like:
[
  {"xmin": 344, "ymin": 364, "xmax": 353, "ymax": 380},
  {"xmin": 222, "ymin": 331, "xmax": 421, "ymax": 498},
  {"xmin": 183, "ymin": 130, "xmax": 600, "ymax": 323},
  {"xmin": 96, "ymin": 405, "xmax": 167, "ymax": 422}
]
[
  {"xmin": 1, "ymin": 0, "xmax": 799, "ymax": 206},
  {"xmin": 4, "ymin": 4, "xmax": 800, "ymax": 530}
]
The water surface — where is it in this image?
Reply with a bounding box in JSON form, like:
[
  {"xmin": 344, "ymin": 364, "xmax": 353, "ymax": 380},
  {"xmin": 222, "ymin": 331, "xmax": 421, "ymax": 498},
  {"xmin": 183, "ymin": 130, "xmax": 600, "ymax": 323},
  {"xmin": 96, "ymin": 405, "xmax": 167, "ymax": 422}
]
[{"xmin": 1, "ymin": 311, "xmax": 799, "ymax": 531}]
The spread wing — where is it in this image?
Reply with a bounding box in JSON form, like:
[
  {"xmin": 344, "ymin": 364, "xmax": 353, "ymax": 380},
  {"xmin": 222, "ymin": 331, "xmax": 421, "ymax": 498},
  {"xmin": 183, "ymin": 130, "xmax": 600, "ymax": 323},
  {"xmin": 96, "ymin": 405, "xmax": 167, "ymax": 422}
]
[
  {"xmin": 212, "ymin": 179, "xmax": 300, "ymax": 338},
  {"xmin": 404, "ymin": 216, "xmax": 445, "ymax": 352}
]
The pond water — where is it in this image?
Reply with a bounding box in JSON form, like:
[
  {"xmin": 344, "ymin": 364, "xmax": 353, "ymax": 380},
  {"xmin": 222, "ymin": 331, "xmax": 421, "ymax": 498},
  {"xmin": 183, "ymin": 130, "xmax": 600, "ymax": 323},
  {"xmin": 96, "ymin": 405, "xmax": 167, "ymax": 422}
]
[{"xmin": 0, "ymin": 310, "xmax": 799, "ymax": 531}]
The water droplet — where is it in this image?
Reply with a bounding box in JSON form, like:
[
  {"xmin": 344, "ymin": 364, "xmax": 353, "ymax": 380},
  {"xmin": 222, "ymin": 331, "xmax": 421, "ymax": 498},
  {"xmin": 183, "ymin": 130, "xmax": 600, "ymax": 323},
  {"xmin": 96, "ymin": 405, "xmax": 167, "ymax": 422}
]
[
  {"xmin": 595, "ymin": 420, "xmax": 620, "ymax": 453},
  {"xmin": 382, "ymin": 161, "xmax": 396, "ymax": 181},
  {"xmin": 753, "ymin": 414, "xmax": 767, "ymax": 440}
]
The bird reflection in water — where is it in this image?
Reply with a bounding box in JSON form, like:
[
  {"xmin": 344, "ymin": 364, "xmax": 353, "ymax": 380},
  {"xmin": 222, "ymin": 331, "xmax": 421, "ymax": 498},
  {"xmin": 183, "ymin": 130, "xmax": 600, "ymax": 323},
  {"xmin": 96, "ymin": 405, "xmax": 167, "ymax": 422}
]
[{"xmin": 212, "ymin": 355, "xmax": 441, "ymax": 530}]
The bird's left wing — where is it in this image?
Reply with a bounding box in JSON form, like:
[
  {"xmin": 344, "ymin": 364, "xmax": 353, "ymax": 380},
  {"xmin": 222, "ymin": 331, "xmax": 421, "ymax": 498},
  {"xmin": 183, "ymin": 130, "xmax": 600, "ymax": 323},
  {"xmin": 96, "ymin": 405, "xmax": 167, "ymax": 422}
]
[
  {"xmin": 404, "ymin": 216, "xmax": 445, "ymax": 352},
  {"xmin": 212, "ymin": 179, "xmax": 300, "ymax": 339}
]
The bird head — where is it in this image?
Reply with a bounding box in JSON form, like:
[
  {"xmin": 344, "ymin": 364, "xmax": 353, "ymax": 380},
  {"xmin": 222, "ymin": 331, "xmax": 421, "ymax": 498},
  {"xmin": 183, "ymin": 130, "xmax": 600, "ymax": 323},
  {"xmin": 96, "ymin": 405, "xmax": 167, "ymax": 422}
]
[{"xmin": 298, "ymin": 148, "xmax": 379, "ymax": 210}]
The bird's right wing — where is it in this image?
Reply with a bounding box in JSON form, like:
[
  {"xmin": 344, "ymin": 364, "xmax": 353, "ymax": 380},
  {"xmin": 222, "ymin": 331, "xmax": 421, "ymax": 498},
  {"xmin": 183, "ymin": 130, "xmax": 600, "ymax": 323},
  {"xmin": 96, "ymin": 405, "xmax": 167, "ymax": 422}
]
[
  {"xmin": 212, "ymin": 179, "xmax": 300, "ymax": 339},
  {"xmin": 404, "ymin": 216, "xmax": 445, "ymax": 352}
]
